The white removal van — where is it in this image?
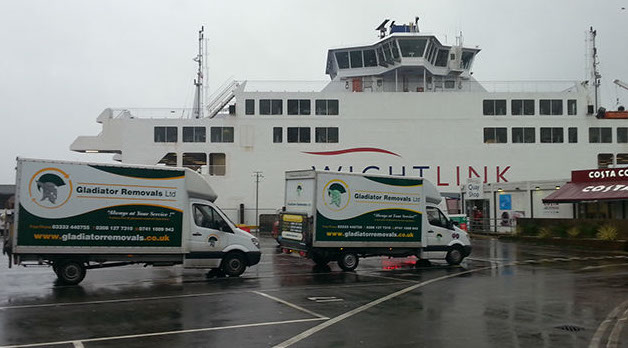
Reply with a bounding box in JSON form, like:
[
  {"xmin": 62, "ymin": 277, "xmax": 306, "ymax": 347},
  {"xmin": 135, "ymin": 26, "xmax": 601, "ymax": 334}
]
[
  {"xmin": 3, "ymin": 158, "xmax": 261, "ymax": 285},
  {"xmin": 278, "ymin": 170, "xmax": 471, "ymax": 270}
]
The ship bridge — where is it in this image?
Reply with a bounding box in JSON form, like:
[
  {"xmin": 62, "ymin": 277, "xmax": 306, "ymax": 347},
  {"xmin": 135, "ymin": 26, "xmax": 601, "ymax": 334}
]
[{"xmin": 325, "ymin": 20, "xmax": 482, "ymax": 93}]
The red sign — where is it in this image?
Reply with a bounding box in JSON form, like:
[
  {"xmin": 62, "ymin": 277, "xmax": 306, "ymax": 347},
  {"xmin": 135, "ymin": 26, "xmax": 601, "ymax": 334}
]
[{"xmin": 571, "ymin": 168, "xmax": 628, "ymax": 182}]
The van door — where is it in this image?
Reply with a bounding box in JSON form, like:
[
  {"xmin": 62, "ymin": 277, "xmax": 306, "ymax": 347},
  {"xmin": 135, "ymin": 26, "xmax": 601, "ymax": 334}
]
[
  {"xmin": 424, "ymin": 206, "xmax": 454, "ymax": 259},
  {"xmin": 184, "ymin": 203, "xmax": 234, "ymax": 268}
]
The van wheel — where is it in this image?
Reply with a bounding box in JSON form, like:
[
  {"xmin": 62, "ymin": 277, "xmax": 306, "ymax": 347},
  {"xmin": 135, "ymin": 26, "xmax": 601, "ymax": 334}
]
[
  {"xmin": 446, "ymin": 246, "xmax": 464, "ymax": 266},
  {"xmin": 338, "ymin": 252, "xmax": 359, "ymax": 271},
  {"xmin": 56, "ymin": 261, "xmax": 86, "ymax": 285},
  {"xmin": 222, "ymin": 252, "xmax": 246, "ymax": 277},
  {"xmin": 311, "ymin": 252, "xmax": 329, "ymax": 266}
]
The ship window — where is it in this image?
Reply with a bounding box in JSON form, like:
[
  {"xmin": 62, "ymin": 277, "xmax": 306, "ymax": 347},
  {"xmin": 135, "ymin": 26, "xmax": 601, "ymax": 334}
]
[
  {"xmin": 182, "ymin": 153, "xmax": 207, "ymax": 171},
  {"xmin": 259, "ymin": 99, "xmax": 282, "ymax": 115},
  {"xmin": 540, "ymin": 127, "xmax": 564, "ymax": 143},
  {"xmin": 589, "ymin": 127, "xmax": 612, "ymax": 143},
  {"xmin": 427, "ymin": 42, "xmax": 438, "ymax": 64},
  {"xmin": 273, "ymin": 127, "xmax": 282, "ymax": 143},
  {"xmin": 391, "ymin": 41, "xmax": 400, "ymax": 59},
  {"xmin": 335, "ymin": 51, "xmax": 350, "ymax": 69},
  {"xmin": 210, "ymin": 127, "xmax": 234, "ymax": 143},
  {"xmin": 245, "ymin": 99, "xmax": 255, "ymax": 115},
  {"xmin": 287, "ymin": 127, "xmax": 310, "ymax": 143},
  {"xmin": 511, "ymin": 99, "xmax": 534, "ymax": 115},
  {"xmin": 271, "ymin": 99, "xmax": 282, "ymax": 115},
  {"xmin": 363, "ymin": 49, "xmax": 377, "ymax": 67},
  {"xmin": 315, "ymin": 99, "xmax": 339, "ymax": 115},
  {"xmin": 435, "ymin": 49, "xmax": 449, "ymax": 67},
  {"xmin": 617, "ymin": 153, "xmax": 628, "ymax": 165},
  {"xmin": 540, "ymin": 99, "xmax": 563, "ymax": 115},
  {"xmin": 288, "ymin": 99, "xmax": 311, "ymax": 115},
  {"xmin": 315, "ymin": 127, "xmax": 339, "ymax": 143},
  {"xmin": 377, "ymin": 46, "xmax": 386, "ymax": 67},
  {"xmin": 444, "ymin": 81, "xmax": 455, "ymax": 89},
  {"xmin": 398, "ymin": 38, "xmax": 427, "ymax": 58},
  {"xmin": 382, "ymin": 42, "xmax": 392, "ymax": 62},
  {"xmin": 260, "ymin": 100, "xmax": 270, "ymax": 115},
  {"xmin": 183, "ymin": 127, "xmax": 206, "ymax": 143},
  {"xmin": 154, "ymin": 126, "xmax": 178, "ymax": 143},
  {"xmin": 568, "ymin": 99, "xmax": 577, "ymax": 115},
  {"xmin": 483, "ymin": 99, "xmax": 506, "ymax": 115},
  {"xmin": 209, "ymin": 153, "xmax": 226, "ymax": 176},
  {"xmin": 157, "ymin": 152, "xmax": 177, "ymax": 166},
  {"xmin": 598, "ymin": 154, "xmax": 613, "ymax": 169},
  {"xmin": 568, "ymin": 127, "xmax": 578, "ymax": 143},
  {"xmin": 461, "ymin": 51, "xmax": 474, "ymax": 69},
  {"xmin": 618, "ymin": 128, "xmax": 628, "ymax": 143},
  {"xmin": 483, "ymin": 128, "xmax": 507, "ymax": 143},
  {"xmin": 512, "ymin": 127, "xmax": 535, "ymax": 143},
  {"xmin": 350, "ymin": 51, "xmax": 363, "ymax": 68}
]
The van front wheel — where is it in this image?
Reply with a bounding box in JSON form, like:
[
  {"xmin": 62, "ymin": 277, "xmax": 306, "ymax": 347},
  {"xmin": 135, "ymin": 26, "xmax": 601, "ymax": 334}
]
[
  {"xmin": 338, "ymin": 252, "xmax": 359, "ymax": 271},
  {"xmin": 222, "ymin": 252, "xmax": 246, "ymax": 277},
  {"xmin": 446, "ymin": 246, "xmax": 464, "ymax": 266}
]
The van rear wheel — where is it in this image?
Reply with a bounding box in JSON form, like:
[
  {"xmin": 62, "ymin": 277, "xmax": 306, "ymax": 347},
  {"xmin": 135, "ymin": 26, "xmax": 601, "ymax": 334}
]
[
  {"xmin": 311, "ymin": 252, "xmax": 330, "ymax": 266},
  {"xmin": 56, "ymin": 261, "xmax": 86, "ymax": 285},
  {"xmin": 338, "ymin": 252, "xmax": 359, "ymax": 271},
  {"xmin": 222, "ymin": 252, "xmax": 246, "ymax": 277}
]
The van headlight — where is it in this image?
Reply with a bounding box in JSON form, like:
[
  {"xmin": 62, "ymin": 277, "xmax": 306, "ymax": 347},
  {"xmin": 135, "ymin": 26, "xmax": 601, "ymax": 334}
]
[{"xmin": 251, "ymin": 237, "xmax": 260, "ymax": 248}]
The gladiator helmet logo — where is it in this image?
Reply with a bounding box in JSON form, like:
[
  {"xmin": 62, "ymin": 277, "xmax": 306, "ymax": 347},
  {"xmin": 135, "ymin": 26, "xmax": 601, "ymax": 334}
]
[
  {"xmin": 323, "ymin": 180, "xmax": 349, "ymax": 211},
  {"xmin": 36, "ymin": 173, "xmax": 66, "ymax": 204},
  {"xmin": 29, "ymin": 168, "xmax": 72, "ymax": 209}
]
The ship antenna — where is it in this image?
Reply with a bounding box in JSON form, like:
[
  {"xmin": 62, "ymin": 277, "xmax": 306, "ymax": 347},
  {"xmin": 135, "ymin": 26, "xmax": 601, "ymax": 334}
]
[{"xmin": 192, "ymin": 26, "xmax": 204, "ymax": 119}]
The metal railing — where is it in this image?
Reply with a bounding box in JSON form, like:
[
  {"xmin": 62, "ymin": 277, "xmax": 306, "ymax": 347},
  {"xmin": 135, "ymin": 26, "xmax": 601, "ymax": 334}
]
[{"xmin": 468, "ymin": 217, "xmax": 518, "ymax": 234}]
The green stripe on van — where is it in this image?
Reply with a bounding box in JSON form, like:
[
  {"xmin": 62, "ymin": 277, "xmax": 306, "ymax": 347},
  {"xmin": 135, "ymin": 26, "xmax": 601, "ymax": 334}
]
[
  {"xmin": 365, "ymin": 176, "xmax": 423, "ymax": 187},
  {"xmin": 90, "ymin": 165, "xmax": 184, "ymax": 179}
]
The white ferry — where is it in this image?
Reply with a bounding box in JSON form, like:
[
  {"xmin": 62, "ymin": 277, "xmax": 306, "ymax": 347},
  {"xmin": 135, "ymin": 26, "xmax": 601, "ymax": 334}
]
[{"xmin": 71, "ymin": 20, "xmax": 628, "ymax": 226}]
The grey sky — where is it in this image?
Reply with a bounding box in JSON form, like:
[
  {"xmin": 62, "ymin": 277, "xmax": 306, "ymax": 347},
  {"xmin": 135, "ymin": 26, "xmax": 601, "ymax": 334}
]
[{"xmin": 1, "ymin": 0, "xmax": 626, "ymax": 183}]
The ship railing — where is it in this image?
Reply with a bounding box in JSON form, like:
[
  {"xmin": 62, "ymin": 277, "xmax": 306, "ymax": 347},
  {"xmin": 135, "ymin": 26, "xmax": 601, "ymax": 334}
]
[
  {"xmin": 100, "ymin": 108, "xmax": 199, "ymax": 119},
  {"xmin": 241, "ymin": 79, "xmax": 581, "ymax": 93}
]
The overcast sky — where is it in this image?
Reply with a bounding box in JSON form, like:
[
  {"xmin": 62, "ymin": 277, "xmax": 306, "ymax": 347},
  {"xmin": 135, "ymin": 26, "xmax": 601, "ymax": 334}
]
[{"xmin": 1, "ymin": 0, "xmax": 626, "ymax": 183}]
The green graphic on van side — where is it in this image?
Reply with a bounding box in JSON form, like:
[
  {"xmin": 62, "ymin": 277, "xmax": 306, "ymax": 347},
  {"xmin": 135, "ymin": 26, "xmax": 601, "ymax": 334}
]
[
  {"xmin": 90, "ymin": 165, "xmax": 185, "ymax": 179},
  {"xmin": 316, "ymin": 209, "xmax": 422, "ymax": 242},
  {"xmin": 364, "ymin": 176, "xmax": 423, "ymax": 187},
  {"xmin": 17, "ymin": 204, "xmax": 183, "ymax": 247}
]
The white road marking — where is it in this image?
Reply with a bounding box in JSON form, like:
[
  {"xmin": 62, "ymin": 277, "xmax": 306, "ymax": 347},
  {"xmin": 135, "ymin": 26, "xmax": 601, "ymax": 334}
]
[
  {"xmin": 307, "ymin": 297, "xmax": 344, "ymax": 303},
  {"xmin": 0, "ymin": 318, "xmax": 328, "ymax": 348},
  {"xmin": 607, "ymin": 306, "xmax": 628, "ymax": 348},
  {"xmin": 580, "ymin": 263, "xmax": 628, "ymax": 271},
  {"xmin": 0, "ymin": 291, "xmax": 231, "ymax": 310},
  {"xmin": 273, "ymin": 266, "xmax": 494, "ymax": 348},
  {"xmin": 72, "ymin": 341, "xmax": 84, "ymax": 348},
  {"xmin": 589, "ymin": 299, "xmax": 628, "ymax": 348},
  {"xmin": 253, "ymin": 291, "xmax": 328, "ymax": 319}
]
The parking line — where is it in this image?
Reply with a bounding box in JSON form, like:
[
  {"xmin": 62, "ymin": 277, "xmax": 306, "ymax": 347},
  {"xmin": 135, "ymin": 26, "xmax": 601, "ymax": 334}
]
[
  {"xmin": 588, "ymin": 299, "xmax": 628, "ymax": 348},
  {"xmin": 0, "ymin": 318, "xmax": 328, "ymax": 348},
  {"xmin": 607, "ymin": 306, "xmax": 628, "ymax": 348},
  {"xmin": 273, "ymin": 266, "xmax": 494, "ymax": 348},
  {"xmin": 252, "ymin": 291, "xmax": 328, "ymax": 319}
]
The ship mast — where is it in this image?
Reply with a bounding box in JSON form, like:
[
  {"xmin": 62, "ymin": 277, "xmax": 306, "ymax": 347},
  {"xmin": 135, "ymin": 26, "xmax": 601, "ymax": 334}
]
[
  {"xmin": 192, "ymin": 26, "xmax": 204, "ymax": 119},
  {"xmin": 589, "ymin": 27, "xmax": 601, "ymax": 112}
]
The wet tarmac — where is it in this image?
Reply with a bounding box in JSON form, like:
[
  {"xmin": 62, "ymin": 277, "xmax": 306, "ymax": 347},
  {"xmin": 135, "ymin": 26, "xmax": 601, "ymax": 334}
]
[{"xmin": 0, "ymin": 237, "xmax": 627, "ymax": 348}]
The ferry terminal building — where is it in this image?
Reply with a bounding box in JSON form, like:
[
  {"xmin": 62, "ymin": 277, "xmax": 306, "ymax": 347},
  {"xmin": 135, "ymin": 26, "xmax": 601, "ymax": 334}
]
[{"xmin": 461, "ymin": 168, "xmax": 628, "ymax": 233}]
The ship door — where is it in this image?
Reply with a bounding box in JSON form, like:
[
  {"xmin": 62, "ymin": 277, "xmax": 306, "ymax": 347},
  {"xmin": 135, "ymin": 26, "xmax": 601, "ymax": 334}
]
[{"xmin": 184, "ymin": 203, "xmax": 233, "ymax": 268}]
